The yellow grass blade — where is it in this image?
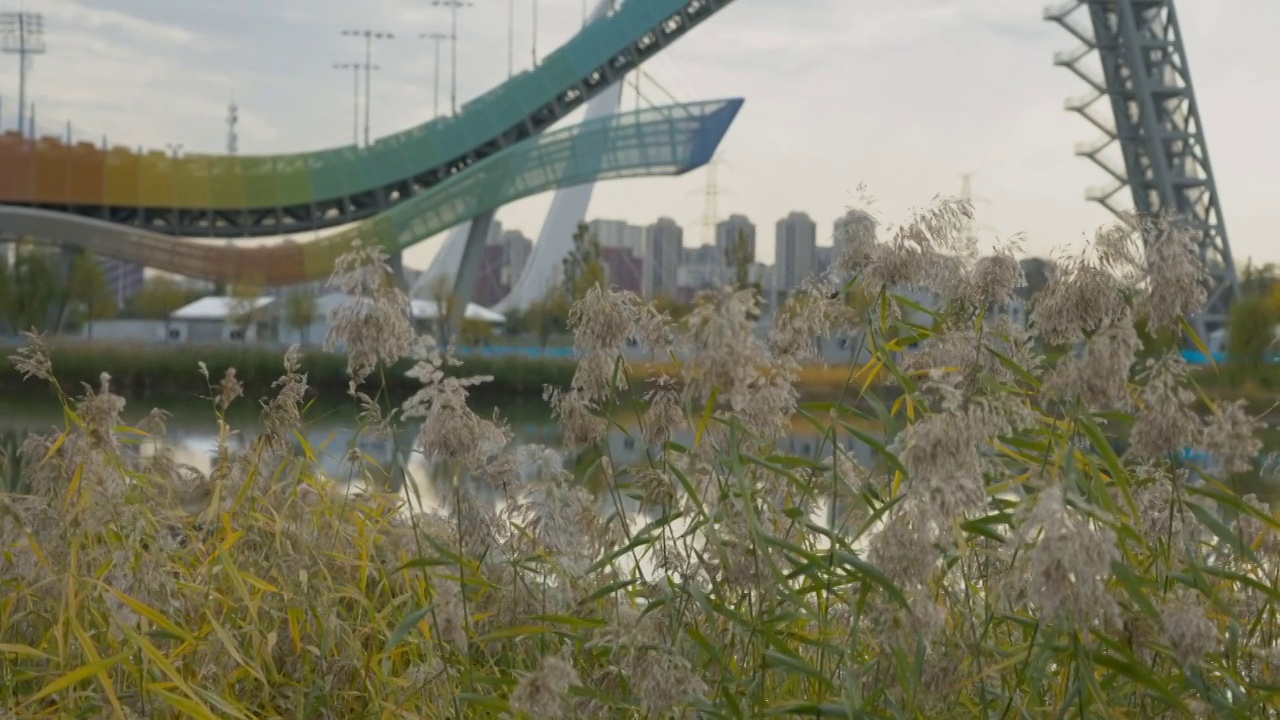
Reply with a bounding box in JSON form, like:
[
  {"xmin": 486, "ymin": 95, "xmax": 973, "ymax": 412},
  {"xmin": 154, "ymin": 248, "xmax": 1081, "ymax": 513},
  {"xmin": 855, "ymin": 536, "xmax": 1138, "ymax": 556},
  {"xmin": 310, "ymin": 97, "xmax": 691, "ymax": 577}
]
[
  {"xmin": 69, "ymin": 619, "xmax": 128, "ymax": 719},
  {"xmin": 122, "ymin": 626, "xmax": 225, "ymax": 719},
  {"xmin": 39, "ymin": 430, "xmax": 67, "ymax": 464},
  {"xmin": 0, "ymin": 643, "xmax": 54, "ymax": 661},
  {"xmin": 19, "ymin": 653, "xmax": 127, "ymax": 708},
  {"xmin": 102, "ymin": 585, "xmax": 193, "ymax": 641}
]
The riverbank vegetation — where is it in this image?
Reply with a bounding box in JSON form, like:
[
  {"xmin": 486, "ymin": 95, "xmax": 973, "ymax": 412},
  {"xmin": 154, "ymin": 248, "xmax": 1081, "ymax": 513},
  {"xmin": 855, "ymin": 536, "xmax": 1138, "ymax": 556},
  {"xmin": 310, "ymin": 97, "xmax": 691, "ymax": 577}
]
[
  {"xmin": 2, "ymin": 199, "xmax": 1279, "ymax": 718},
  {"xmin": 0, "ymin": 340, "xmax": 883, "ymax": 403},
  {"xmin": 0, "ymin": 340, "xmax": 575, "ymax": 401}
]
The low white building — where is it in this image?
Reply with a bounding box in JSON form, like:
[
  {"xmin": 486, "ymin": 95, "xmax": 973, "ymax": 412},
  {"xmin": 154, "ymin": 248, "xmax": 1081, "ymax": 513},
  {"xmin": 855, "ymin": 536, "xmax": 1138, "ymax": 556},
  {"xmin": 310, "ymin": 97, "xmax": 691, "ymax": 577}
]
[
  {"xmin": 75, "ymin": 318, "xmax": 174, "ymax": 343},
  {"xmin": 409, "ymin": 298, "xmax": 506, "ymax": 325},
  {"xmin": 277, "ymin": 292, "xmax": 506, "ymax": 347},
  {"xmin": 169, "ymin": 295, "xmax": 278, "ymax": 343}
]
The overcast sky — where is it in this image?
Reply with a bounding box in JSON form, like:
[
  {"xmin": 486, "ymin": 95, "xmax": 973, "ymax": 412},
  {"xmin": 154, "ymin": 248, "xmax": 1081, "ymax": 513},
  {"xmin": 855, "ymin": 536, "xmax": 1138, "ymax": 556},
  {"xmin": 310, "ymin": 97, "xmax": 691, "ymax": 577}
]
[{"xmin": 2, "ymin": 0, "xmax": 1276, "ymax": 271}]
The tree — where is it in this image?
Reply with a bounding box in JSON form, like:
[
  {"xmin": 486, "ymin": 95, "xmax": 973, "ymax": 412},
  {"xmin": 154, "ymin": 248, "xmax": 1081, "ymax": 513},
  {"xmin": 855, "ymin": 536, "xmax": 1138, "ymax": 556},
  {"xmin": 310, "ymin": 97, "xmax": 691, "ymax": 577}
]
[
  {"xmin": 228, "ymin": 282, "xmax": 266, "ymax": 342},
  {"xmin": 524, "ymin": 298, "xmax": 561, "ymax": 352},
  {"xmin": 1240, "ymin": 261, "xmax": 1280, "ymax": 299},
  {"xmin": 425, "ymin": 275, "xmax": 457, "ymax": 347},
  {"xmin": 1226, "ymin": 293, "xmax": 1276, "ymax": 381},
  {"xmin": 561, "ymin": 222, "xmax": 607, "ymax": 301},
  {"xmin": 284, "ymin": 290, "xmax": 319, "ymax": 345},
  {"xmin": 0, "ymin": 244, "xmax": 59, "ymax": 334},
  {"xmin": 502, "ymin": 307, "xmax": 529, "ymax": 336},
  {"xmin": 460, "ymin": 318, "xmax": 493, "ymax": 347},
  {"xmin": 1016, "ymin": 257, "xmax": 1054, "ymax": 302},
  {"xmin": 66, "ymin": 251, "xmax": 116, "ymax": 339},
  {"xmin": 725, "ymin": 227, "xmax": 754, "ymax": 291},
  {"xmin": 653, "ymin": 295, "xmax": 692, "ymax": 323},
  {"xmin": 130, "ymin": 276, "xmax": 203, "ymax": 320}
]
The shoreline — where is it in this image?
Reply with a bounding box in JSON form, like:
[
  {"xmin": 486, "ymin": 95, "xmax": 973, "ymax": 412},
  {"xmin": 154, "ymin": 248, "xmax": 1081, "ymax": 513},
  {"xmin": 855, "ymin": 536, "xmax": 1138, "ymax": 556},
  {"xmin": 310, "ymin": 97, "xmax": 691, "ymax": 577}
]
[
  {"xmin": 0, "ymin": 340, "xmax": 1265, "ymax": 412},
  {"xmin": 0, "ymin": 340, "xmax": 875, "ymax": 403}
]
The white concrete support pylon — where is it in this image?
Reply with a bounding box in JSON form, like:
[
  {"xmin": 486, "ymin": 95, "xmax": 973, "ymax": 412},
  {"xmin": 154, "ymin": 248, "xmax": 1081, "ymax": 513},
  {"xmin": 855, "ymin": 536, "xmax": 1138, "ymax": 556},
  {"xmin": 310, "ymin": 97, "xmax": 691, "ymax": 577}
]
[
  {"xmin": 445, "ymin": 209, "xmax": 496, "ymax": 342},
  {"xmin": 412, "ymin": 0, "xmax": 626, "ymax": 312}
]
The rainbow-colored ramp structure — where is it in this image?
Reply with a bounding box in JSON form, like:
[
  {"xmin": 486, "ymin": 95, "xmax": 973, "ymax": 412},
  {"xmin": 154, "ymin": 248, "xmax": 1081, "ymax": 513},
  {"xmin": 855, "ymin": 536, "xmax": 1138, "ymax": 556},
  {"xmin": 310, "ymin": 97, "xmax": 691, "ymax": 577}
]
[
  {"xmin": 0, "ymin": 0, "xmax": 741, "ymax": 240},
  {"xmin": 0, "ymin": 99, "xmax": 741, "ymax": 285}
]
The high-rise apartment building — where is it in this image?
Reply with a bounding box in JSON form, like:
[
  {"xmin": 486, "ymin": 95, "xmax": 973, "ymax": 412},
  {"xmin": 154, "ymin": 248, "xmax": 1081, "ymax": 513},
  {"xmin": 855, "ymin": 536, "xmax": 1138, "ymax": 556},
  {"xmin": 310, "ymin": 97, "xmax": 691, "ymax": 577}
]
[
  {"xmin": 643, "ymin": 217, "xmax": 683, "ymax": 299},
  {"xmin": 473, "ymin": 229, "xmax": 533, "ymax": 306},
  {"xmin": 588, "ymin": 219, "xmax": 645, "ymax": 258},
  {"xmin": 774, "ymin": 211, "xmax": 817, "ymax": 296},
  {"xmin": 814, "ymin": 245, "xmax": 835, "ymax": 278},
  {"xmin": 601, "ymin": 247, "xmax": 643, "ymax": 294}
]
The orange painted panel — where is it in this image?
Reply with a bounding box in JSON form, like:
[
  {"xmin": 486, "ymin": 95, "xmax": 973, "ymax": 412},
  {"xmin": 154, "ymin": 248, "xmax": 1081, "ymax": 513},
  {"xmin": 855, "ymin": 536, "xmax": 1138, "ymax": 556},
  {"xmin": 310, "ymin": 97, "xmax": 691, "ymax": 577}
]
[
  {"xmin": 65, "ymin": 142, "xmax": 106, "ymax": 205},
  {"xmin": 102, "ymin": 147, "xmax": 141, "ymax": 207},
  {"xmin": 33, "ymin": 137, "xmax": 68, "ymax": 204},
  {"xmin": 0, "ymin": 132, "xmax": 35, "ymax": 202}
]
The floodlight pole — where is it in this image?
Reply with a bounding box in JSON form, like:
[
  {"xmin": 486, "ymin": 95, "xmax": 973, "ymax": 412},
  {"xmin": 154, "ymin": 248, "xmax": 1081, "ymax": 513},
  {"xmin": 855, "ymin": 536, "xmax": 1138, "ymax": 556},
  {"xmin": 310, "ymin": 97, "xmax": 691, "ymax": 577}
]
[
  {"xmin": 419, "ymin": 33, "xmax": 449, "ymax": 118},
  {"xmin": 431, "ymin": 0, "xmax": 472, "ymax": 116},
  {"xmin": 0, "ymin": 11, "xmax": 46, "ymax": 138},
  {"xmin": 333, "ymin": 62, "xmax": 377, "ymax": 145},
  {"xmin": 341, "ymin": 29, "xmax": 394, "ymax": 146}
]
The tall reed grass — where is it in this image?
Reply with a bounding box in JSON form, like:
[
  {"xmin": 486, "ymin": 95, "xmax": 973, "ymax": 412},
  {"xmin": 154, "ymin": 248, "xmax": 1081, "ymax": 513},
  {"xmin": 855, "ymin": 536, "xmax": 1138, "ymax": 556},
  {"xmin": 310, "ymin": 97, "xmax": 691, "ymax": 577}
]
[{"xmin": 2, "ymin": 199, "xmax": 1278, "ymax": 719}]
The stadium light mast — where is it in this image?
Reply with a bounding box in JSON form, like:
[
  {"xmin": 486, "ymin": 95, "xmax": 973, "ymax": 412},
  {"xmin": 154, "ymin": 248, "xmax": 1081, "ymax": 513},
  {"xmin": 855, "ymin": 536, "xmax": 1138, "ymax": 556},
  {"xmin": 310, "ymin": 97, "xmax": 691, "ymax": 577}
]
[
  {"xmin": 0, "ymin": 11, "xmax": 46, "ymax": 138},
  {"xmin": 431, "ymin": 0, "xmax": 472, "ymax": 116},
  {"xmin": 340, "ymin": 29, "xmax": 394, "ymax": 146},
  {"xmin": 418, "ymin": 33, "xmax": 449, "ymax": 119},
  {"xmin": 333, "ymin": 62, "xmax": 377, "ymax": 145}
]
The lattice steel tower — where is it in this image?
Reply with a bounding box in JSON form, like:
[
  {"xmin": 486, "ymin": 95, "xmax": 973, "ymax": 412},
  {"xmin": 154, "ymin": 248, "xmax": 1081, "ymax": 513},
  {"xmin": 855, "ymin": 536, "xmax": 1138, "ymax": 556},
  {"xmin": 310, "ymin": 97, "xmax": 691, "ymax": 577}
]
[{"xmin": 1046, "ymin": 0, "xmax": 1238, "ymax": 340}]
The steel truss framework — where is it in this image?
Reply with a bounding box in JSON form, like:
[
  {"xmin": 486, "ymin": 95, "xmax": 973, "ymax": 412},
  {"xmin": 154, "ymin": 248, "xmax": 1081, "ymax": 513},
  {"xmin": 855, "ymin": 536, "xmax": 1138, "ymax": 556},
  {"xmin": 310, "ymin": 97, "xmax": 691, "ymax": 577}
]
[
  {"xmin": 0, "ymin": 99, "xmax": 742, "ymax": 287},
  {"xmin": 1046, "ymin": 0, "xmax": 1238, "ymax": 338}
]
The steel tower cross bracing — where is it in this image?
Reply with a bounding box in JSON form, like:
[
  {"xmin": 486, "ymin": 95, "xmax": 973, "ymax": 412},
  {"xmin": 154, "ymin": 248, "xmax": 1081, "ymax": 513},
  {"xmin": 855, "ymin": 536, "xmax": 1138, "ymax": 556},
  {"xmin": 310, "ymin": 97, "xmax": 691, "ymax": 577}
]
[{"xmin": 1045, "ymin": 0, "xmax": 1238, "ymax": 339}]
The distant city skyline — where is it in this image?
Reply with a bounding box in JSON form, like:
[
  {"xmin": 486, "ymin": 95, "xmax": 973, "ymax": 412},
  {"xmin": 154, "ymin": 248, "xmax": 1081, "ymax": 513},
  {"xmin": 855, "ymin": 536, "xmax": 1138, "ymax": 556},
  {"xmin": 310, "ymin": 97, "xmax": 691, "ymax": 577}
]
[{"xmin": 1, "ymin": 1, "xmax": 1276, "ymax": 276}]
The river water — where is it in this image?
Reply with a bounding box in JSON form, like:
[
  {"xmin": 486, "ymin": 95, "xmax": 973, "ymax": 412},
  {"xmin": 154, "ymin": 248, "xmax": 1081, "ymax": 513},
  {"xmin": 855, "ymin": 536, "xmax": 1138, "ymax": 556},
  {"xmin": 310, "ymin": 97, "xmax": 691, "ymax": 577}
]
[
  {"xmin": 0, "ymin": 397, "xmax": 882, "ymax": 512},
  {"xmin": 2, "ymin": 396, "xmax": 1275, "ymax": 505}
]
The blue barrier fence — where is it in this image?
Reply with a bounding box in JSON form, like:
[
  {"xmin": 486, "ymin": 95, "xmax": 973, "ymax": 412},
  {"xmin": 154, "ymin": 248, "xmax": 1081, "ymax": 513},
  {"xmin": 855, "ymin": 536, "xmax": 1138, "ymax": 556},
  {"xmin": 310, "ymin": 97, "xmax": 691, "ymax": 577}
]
[
  {"xmin": 1180, "ymin": 349, "xmax": 1228, "ymax": 365},
  {"xmin": 455, "ymin": 345, "xmax": 577, "ymax": 360}
]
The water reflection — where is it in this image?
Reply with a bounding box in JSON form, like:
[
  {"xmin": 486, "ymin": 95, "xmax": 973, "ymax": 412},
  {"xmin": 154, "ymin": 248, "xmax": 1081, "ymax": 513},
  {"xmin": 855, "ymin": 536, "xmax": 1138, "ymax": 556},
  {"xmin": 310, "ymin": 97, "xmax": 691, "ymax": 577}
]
[{"xmin": 0, "ymin": 403, "xmax": 879, "ymax": 520}]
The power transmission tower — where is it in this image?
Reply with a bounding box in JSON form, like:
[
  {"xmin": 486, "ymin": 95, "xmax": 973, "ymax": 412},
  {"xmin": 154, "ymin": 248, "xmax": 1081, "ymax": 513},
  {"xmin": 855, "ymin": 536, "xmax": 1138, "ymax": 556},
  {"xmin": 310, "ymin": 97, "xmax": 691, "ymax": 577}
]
[
  {"xmin": 692, "ymin": 155, "xmax": 733, "ymax": 247},
  {"xmin": 0, "ymin": 11, "xmax": 46, "ymax": 138},
  {"xmin": 958, "ymin": 173, "xmax": 997, "ymax": 246},
  {"xmin": 431, "ymin": 0, "xmax": 473, "ymax": 116},
  {"xmin": 340, "ymin": 29, "xmax": 394, "ymax": 146},
  {"xmin": 226, "ymin": 98, "xmax": 239, "ymax": 155}
]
